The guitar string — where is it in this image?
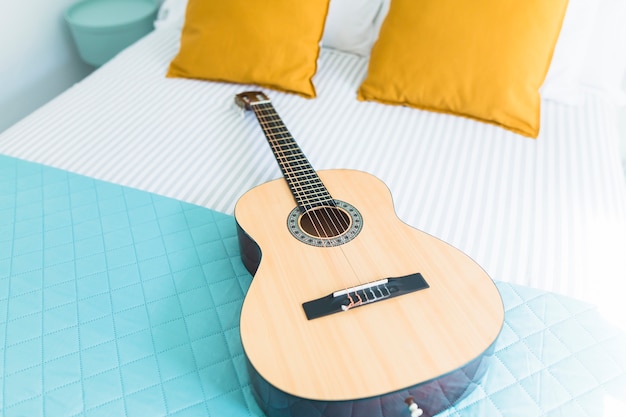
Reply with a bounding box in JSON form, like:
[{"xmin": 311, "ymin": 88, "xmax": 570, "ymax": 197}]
[
  {"xmin": 254, "ymin": 104, "xmax": 365, "ymax": 307},
  {"xmin": 253, "ymin": 104, "xmax": 327, "ymax": 237},
  {"xmin": 254, "ymin": 104, "xmax": 339, "ymax": 237},
  {"xmin": 255, "ymin": 103, "xmax": 350, "ymax": 244},
  {"xmin": 236, "ymin": 93, "xmax": 363, "ymax": 308},
  {"xmin": 251, "ymin": 101, "xmax": 367, "ymax": 298}
]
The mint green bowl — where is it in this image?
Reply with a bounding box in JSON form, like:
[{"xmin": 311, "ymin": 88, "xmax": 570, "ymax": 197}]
[{"xmin": 65, "ymin": 0, "xmax": 158, "ymax": 66}]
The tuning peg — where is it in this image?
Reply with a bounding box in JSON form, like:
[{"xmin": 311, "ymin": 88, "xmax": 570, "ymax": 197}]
[{"xmin": 404, "ymin": 396, "xmax": 424, "ymax": 417}]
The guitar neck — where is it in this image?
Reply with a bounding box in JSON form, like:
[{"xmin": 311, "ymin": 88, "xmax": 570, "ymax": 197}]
[{"xmin": 245, "ymin": 97, "xmax": 335, "ymax": 212}]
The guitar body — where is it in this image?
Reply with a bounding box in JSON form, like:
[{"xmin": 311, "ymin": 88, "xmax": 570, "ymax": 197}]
[{"xmin": 236, "ymin": 169, "xmax": 504, "ymax": 417}]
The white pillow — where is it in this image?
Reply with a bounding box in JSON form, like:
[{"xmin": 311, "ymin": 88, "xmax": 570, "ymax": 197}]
[
  {"xmin": 540, "ymin": 0, "xmax": 599, "ymax": 105},
  {"xmin": 578, "ymin": 0, "xmax": 626, "ymax": 105},
  {"xmin": 153, "ymin": 0, "xmax": 187, "ymax": 30},
  {"xmin": 322, "ymin": 0, "xmax": 384, "ymax": 56},
  {"xmin": 154, "ymin": 0, "xmax": 384, "ymax": 57}
]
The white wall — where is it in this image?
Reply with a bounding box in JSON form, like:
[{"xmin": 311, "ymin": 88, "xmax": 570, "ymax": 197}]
[
  {"xmin": 620, "ymin": 75, "xmax": 626, "ymax": 176},
  {"xmin": 0, "ymin": 0, "xmax": 94, "ymax": 133}
]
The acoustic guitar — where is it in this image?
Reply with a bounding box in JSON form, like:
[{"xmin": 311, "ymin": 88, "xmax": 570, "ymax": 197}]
[{"xmin": 234, "ymin": 91, "xmax": 504, "ymax": 417}]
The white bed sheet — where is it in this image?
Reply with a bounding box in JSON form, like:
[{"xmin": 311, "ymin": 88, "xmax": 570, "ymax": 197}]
[{"xmin": 0, "ymin": 29, "xmax": 625, "ymax": 317}]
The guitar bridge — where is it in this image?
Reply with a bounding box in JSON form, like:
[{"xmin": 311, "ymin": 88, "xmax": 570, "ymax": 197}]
[{"xmin": 302, "ymin": 273, "xmax": 429, "ymax": 320}]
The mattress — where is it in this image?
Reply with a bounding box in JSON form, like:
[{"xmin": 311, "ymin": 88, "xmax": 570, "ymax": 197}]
[
  {"xmin": 2, "ymin": 155, "xmax": 625, "ymax": 417},
  {"xmin": 1, "ymin": 29, "xmax": 624, "ymax": 312}
]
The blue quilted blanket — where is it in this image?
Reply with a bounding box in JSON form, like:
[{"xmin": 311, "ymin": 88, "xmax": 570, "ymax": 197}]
[{"xmin": 1, "ymin": 155, "xmax": 625, "ymax": 416}]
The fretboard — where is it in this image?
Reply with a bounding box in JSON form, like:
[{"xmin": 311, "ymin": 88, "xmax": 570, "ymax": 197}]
[{"xmin": 250, "ymin": 102, "xmax": 335, "ymax": 212}]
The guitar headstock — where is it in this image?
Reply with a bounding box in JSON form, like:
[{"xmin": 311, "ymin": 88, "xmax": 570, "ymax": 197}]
[{"xmin": 235, "ymin": 91, "xmax": 271, "ymax": 111}]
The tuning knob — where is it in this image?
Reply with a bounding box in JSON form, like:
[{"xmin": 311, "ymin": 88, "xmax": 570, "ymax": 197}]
[{"xmin": 404, "ymin": 396, "xmax": 424, "ymax": 417}]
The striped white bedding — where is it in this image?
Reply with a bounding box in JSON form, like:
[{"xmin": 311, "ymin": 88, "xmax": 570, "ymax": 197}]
[{"xmin": 1, "ymin": 29, "xmax": 625, "ymax": 314}]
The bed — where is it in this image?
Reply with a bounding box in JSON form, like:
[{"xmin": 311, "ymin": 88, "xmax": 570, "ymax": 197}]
[{"xmin": 1, "ymin": 0, "xmax": 626, "ymax": 415}]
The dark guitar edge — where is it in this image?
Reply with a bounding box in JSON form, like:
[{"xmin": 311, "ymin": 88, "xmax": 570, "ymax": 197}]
[
  {"xmin": 237, "ymin": 221, "xmax": 261, "ymax": 276},
  {"xmin": 245, "ymin": 334, "xmax": 497, "ymax": 417}
]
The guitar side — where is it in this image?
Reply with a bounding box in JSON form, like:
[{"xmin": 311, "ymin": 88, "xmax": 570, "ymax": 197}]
[{"xmin": 235, "ymin": 169, "xmax": 504, "ymax": 416}]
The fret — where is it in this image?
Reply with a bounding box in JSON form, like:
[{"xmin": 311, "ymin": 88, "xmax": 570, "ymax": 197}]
[
  {"xmin": 268, "ymin": 138, "xmax": 298, "ymax": 146},
  {"xmin": 282, "ymin": 174, "xmax": 331, "ymax": 193},
  {"xmin": 262, "ymin": 119, "xmax": 286, "ymax": 126},
  {"xmin": 290, "ymin": 187, "xmax": 330, "ymax": 197},
  {"xmin": 289, "ymin": 169, "xmax": 318, "ymax": 178},
  {"xmin": 290, "ymin": 191, "xmax": 328, "ymax": 201},
  {"xmin": 269, "ymin": 138, "xmax": 295, "ymax": 147},
  {"xmin": 263, "ymin": 126, "xmax": 286, "ymax": 133},
  {"xmin": 273, "ymin": 149, "xmax": 307, "ymax": 158},
  {"xmin": 286, "ymin": 173, "xmax": 321, "ymax": 184},
  {"xmin": 277, "ymin": 157, "xmax": 310, "ymax": 166},
  {"xmin": 272, "ymin": 148, "xmax": 304, "ymax": 158},
  {"xmin": 275, "ymin": 152, "xmax": 308, "ymax": 160},
  {"xmin": 287, "ymin": 182, "xmax": 332, "ymax": 195},
  {"xmin": 290, "ymin": 186, "xmax": 330, "ymax": 197},
  {"xmin": 282, "ymin": 171, "xmax": 322, "ymax": 185},
  {"xmin": 288, "ymin": 176, "xmax": 325, "ymax": 185}
]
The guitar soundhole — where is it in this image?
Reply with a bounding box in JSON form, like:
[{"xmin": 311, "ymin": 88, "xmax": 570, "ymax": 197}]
[
  {"xmin": 299, "ymin": 207, "xmax": 351, "ymax": 238},
  {"xmin": 287, "ymin": 200, "xmax": 362, "ymax": 247}
]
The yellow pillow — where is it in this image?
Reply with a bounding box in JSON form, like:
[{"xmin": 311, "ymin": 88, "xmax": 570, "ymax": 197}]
[
  {"xmin": 167, "ymin": 0, "xmax": 330, "ymax": 98},
  {"xmin": 358, "ymin": 0, "xmax": 568, "ymax": 138}
]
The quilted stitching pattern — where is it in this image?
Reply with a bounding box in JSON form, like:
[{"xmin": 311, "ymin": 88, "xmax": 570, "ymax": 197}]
[
  {"xmin": 1, "ymin": 155, "xmax": 625, "ymax": 416},
  {"xmin": 437, "ymin": 285, "xmax": 626, "ymax": 416},
  {"xmin": 0, "ymin": 156, "xmax": 261, "ymax": 417}
]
